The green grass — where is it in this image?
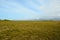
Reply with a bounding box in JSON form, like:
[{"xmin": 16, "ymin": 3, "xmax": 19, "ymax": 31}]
[{"xmin": 0, "ymin": 20, "xmax": 60, "ymax": 40}]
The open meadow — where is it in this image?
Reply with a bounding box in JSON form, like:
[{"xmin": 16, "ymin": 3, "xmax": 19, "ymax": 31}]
[{"xmin": 0, "ymin": 20, "xmax": 60, "ymax": 40}]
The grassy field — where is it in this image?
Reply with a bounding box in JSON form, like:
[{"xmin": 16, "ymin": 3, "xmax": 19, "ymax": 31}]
[{"xmin": 0, "ymin": 20, "xmax": 60, "ymax": 40}]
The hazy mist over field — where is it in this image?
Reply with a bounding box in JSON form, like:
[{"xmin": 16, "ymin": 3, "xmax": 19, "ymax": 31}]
[{"xmin": 0, "ymin": 0, "xmax": 60, "ymax": 20}]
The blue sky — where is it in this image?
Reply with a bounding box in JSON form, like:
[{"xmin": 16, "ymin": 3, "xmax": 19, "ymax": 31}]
[{"xmin": 0, "ymin": 0, "xmax": 60, "ymax": 20}]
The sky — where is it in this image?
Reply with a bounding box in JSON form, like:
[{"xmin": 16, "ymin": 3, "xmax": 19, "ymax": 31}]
[{"xmin": 0, "ymin": 0, "xmax": 60, "ymax": 20}]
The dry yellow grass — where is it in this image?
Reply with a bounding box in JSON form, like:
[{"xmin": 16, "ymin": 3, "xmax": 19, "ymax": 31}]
[{"xmin": 0, "ymin": 20, "xmax": 60, "ymax": 40}]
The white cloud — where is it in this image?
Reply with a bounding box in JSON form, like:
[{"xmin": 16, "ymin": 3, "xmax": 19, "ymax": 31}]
[
  {"xmin": 36, "ymin": 0, "xmax": 60, "ymax": 18},
  {"xmin": 0, "ymin": 0, "xmax": 60, "ymax": 20},
  {"xmin": 0, "ymin": 0, "xmax": 41, "ymax": 19}
]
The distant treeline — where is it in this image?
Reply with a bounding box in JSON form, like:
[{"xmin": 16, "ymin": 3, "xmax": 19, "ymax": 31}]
[
  {"xmin": 0, "ymin": 19, "xmax": 10, "ymax": 21},
  {"xmin": 0, "ymin": 19, "xmax": 60, "ymax": 21}
]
